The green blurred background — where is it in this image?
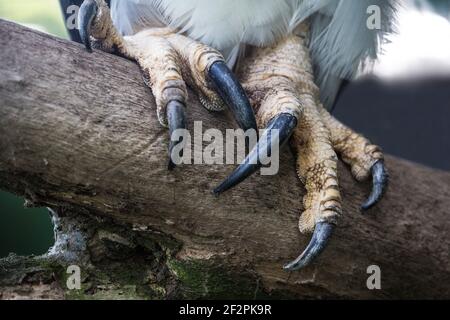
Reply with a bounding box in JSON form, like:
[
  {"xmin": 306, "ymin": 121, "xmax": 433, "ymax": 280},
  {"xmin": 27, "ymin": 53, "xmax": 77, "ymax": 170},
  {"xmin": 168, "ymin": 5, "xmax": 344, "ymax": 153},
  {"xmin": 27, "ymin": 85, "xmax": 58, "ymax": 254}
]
[{"xmin": 0, "ymin": 0, "xmax": 69, "ymax": 258}]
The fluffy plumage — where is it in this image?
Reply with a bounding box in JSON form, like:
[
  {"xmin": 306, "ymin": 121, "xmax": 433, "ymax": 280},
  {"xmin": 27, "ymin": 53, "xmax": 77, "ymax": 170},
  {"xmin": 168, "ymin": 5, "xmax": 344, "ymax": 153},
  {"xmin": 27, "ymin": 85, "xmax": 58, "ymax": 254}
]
[{"xmin": 111, "ymin": 0, "xmax": 397, "ymax": 107}]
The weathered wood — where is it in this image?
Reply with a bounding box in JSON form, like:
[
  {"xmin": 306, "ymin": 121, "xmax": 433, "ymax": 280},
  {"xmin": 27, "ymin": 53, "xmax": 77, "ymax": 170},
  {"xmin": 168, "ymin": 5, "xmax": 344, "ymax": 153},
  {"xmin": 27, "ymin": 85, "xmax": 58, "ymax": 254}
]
[{"xmin": 1, "ymin": 19, "xmax": 449, "ymax": 299}]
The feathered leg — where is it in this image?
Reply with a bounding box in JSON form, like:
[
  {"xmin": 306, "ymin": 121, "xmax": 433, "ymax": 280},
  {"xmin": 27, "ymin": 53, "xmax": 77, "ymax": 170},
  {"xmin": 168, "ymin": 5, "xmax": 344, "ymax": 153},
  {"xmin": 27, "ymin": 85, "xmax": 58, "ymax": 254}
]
[{"xmin": 77, "ymin": 0, "xmax": 257, "ymax": 168}]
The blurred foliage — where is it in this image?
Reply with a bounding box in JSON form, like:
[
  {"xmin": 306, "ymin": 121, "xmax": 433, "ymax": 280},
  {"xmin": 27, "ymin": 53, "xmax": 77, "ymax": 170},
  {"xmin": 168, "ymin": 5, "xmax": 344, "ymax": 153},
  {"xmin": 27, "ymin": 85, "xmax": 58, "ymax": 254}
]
[
  {"xmin": 0, "ymin": 0, "xmax": 68, "ymax": 38},
  {"xmin": 0, "ymin": 0, "xmax": 62, "ymax": 257}
]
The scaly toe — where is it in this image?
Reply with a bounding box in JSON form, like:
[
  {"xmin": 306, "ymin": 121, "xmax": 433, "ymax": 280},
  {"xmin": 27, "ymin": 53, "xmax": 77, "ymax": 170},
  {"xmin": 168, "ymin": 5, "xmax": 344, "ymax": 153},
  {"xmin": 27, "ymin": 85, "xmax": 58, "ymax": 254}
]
[
  {"xmin": 284, "ymin": 222, "xmax": 335, "ymax": 271},
  {"xmin": 318, "ymin": 104, "xmax": 388, "ymax": 210}
]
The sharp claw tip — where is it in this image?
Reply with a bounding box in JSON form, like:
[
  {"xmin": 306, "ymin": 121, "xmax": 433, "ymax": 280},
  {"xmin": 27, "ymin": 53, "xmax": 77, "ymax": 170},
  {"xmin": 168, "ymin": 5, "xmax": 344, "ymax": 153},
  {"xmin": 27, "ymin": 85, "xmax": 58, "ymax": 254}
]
[
  {"xmin": 361, "ymin": 160, "xmax": 388, "ymax": 212},
  {"xmin": 212, "ymin": 190, "xmax": 220, "ymax": 198},
  {"xmin": 361, "ymin": 202, "xmax": 374, "ymax": 212},
  {"xmin": 213, "ymin": 180, "xmax": 229, "ymax": 196},
  {"xmin": 283, "ymin": 264, "xmax": 294, "ymax": 271},
  {"xmin": 212, "ymin": 187, "xmax": 222, "ymax": 197},
  {"xmin": 210, "ymin": 113, "xmax": 297, "ymax": 195},
  {"xmin": 168, "ymin": 160, "xmax": 176, "ymax": 171},
  {"xmin": 283, "ymin": 262, "xmax": 302, "ymax": 272},
  {"xmin": 283, "ymin": 222, "xmax": 334, "ymax": 272}
]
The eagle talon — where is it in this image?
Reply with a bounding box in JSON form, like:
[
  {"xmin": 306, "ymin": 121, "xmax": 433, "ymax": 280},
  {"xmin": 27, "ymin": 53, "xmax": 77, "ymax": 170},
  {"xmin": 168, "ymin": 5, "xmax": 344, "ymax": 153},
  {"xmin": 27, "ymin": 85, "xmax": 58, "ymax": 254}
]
[
  {"xmin": 361, "ymin": 160, "xmax": 388, "ymax": 211},
  {"xmin": 208, "ymin": 61, "xmax": 257, "ymax": 132},
  {"xmin": 78, "ymin": 0, "xmax": 98, "ymax": 52},
  {"xmin": 213, "ymin": 113, "xmax": 297, "ymax": 195},
  {"xmin": 283, "ymin": 222, "xmax": 335, "ymax": 271},
  {"xmin": 167, "ymin": 101, "xmax": 187, "ymax": 170},
  {"xmin": 76, "ymin": 1, "xmax": 257, "ymax": 170},
  {"xmin": 59, "ymin": 0, "xmax": 394, "ymax": 274}
]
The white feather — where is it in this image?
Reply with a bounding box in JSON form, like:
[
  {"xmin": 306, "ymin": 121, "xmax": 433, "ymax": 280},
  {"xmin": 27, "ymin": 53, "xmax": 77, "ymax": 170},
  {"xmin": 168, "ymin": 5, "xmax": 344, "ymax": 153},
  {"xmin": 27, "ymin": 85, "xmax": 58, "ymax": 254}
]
[
  {"xmin": 304, "ymin": 0, "xmax": 397, "ymax": 106},
  {"xmin": 111, "ymin": 0, "xmax": 397, "ymax": 107}
]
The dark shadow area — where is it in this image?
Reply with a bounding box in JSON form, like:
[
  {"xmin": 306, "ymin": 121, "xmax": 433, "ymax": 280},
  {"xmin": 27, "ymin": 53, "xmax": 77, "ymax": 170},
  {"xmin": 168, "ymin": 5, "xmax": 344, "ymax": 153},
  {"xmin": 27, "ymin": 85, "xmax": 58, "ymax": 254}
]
[
  {"xmin": 0, "ymin": 191, "xmax": 54, "ymax": 258},
  {"xmin": 334, "ymin": 75, "xmax": 450, "ymax": 171}
]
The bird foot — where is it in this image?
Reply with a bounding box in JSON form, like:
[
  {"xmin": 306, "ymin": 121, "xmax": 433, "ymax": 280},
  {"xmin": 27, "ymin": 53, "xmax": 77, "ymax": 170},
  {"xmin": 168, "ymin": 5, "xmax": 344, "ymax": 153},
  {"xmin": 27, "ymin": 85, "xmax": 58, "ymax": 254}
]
[
  {"xmin": 215, "ymin": 33, "xmax": 388, "ymax": 270},
  {"xmin": 78, "ymin": 0, "xmax": 257, "ymax": 169},
  {"xmin": 79, "ymin": 1, "xmax": 388, "ymax": 271}
]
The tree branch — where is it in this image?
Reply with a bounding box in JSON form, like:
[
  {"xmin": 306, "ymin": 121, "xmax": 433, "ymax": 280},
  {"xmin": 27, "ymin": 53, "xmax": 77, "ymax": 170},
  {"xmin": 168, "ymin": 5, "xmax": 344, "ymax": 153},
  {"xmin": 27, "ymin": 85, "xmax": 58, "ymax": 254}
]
[{"xmin": 1, "ymin": 20, "xmax": 449, "ymax": 299}]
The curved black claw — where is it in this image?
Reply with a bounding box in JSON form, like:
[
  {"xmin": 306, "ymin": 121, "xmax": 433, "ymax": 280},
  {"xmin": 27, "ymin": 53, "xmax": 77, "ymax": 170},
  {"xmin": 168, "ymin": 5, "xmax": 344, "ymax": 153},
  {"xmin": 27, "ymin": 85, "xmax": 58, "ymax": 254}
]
[
  {"xmin": 208, "ymin": 61, "xmax": 257, "ymax": 132},
  {"xmin": 283, "ymin": 222, "xmax": 335, "ymax": 271},
  {"xmin": 167, "ymin": 101, "xmax": 187, "ymax": 170},
  {"xmin": 361, "ymin": 160, "xmax": 388, "ymax": 211},
  {"xmin": 78, "ymin": 0, "xmax": 98, "ymax": 52},
  {"xmin": 213, "ymin": 113, "xmax": 297, "ymax": 195}
]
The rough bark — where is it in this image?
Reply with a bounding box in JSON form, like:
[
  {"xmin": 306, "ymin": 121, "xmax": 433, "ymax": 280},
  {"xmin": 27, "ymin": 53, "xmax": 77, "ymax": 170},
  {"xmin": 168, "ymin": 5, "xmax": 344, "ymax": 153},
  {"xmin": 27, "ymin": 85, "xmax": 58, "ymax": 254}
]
[{"xmin": 0, "ymin": 19, "xmax": 449, "ymax": 299}]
